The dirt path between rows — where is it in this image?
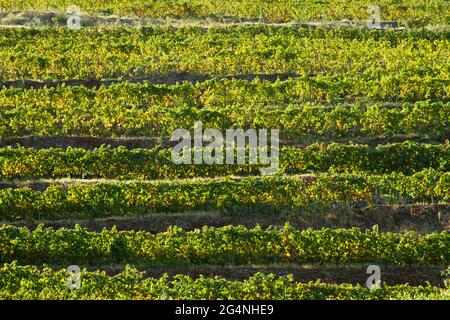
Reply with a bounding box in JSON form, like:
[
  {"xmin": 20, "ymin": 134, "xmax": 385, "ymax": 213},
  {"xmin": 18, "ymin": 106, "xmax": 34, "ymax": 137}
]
[
  {"xmin": 0, "ymin": 134, "xmax": 433, "ymax": 150},
  {"xmin": 35, "ymin": 263, "xmax": 447, "ymax": 287},
  {"xmin": 0, "ymin": 72, "xmax": 301, "ymax": 89},
  {"xmin": 3, "ymin": 205, "xmax": 449, "ymax": 233},
  {"xmin": 0, "ymin": 10, "xmax": 407, "ymax": 30}
]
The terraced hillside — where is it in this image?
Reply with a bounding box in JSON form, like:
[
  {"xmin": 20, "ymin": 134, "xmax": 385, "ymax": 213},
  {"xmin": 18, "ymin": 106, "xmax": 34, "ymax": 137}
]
[{"xmin": 0, "ymin": 2, "xmax": 449, "ymax": 300}]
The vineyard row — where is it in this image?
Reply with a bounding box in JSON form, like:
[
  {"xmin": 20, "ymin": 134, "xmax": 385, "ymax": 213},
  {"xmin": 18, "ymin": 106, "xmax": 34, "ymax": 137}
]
[
  {"xmin": 1, "ymin": 83, "xmax": 448, "ymax": 138},
  {"xmin": 1, "ymin": 264, "xmax": 448, "ymax": 300},
  {"xmin": 1, "ymin": 225, "xmax": 449, "ymax": 266},
  {"xmin": 2, "ymin": 0, "xmax": 448, "ymax": 25},
  {"xmin": 0, "ymin": 142, "xmax": 448, "ymax": 180},
  {"xmin": 0, "ymin": 27, "xmax": 447, "ymax": 92},
  {"xmin": 0, "ymin": 170, "xmax": 448, "ymax": 220}
]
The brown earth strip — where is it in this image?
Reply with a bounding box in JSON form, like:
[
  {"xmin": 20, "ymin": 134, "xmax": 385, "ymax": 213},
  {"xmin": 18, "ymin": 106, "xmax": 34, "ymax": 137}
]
[
  {"xmin": 0, "ymin": 134, "xmax": 434, "ymax": 150},
  {"xmin": 133, "ymin": 265, "xmax": 447, "ymax": 287},
  {"xmin": 0, "ymin": 10, "xmax": 406, "ymax": 30},
  {"xmin": 0, "ymin": 136, "xmax": 168, "ymax": 150},
  {"xmin": 38, "ymin": 263, "xmax": 447, "ymax": 287},
  {"xmin": 129, "ymin": 265, "xmax": 448, "ymax": 287},
  {"xmin": 0, "ymin": 72, "xmax": 300, "ymax": 89},
  {"xmin": 3, "ymin": 205, "xmax": 449, "ymax": 233}
]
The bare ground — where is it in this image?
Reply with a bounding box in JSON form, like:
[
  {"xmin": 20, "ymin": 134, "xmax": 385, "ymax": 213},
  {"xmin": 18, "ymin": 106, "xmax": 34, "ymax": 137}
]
[
  {"xmin": 3, "ymin": 205, "xmax": 449, "ymax": 233},
  {"xmin": 0, "ymin": 10, "xmax": 407, "ymax": 30},
  {"xmin": 0, "ymin": 72, "xmax": 301, "ymax": 89},
  {"xmin": 35, "ymin": 263, "xmax": 447, "ymax": 287},
  {"xmin": 0, "ymin": 134, "xmax": 436, "ymax": 150}
]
